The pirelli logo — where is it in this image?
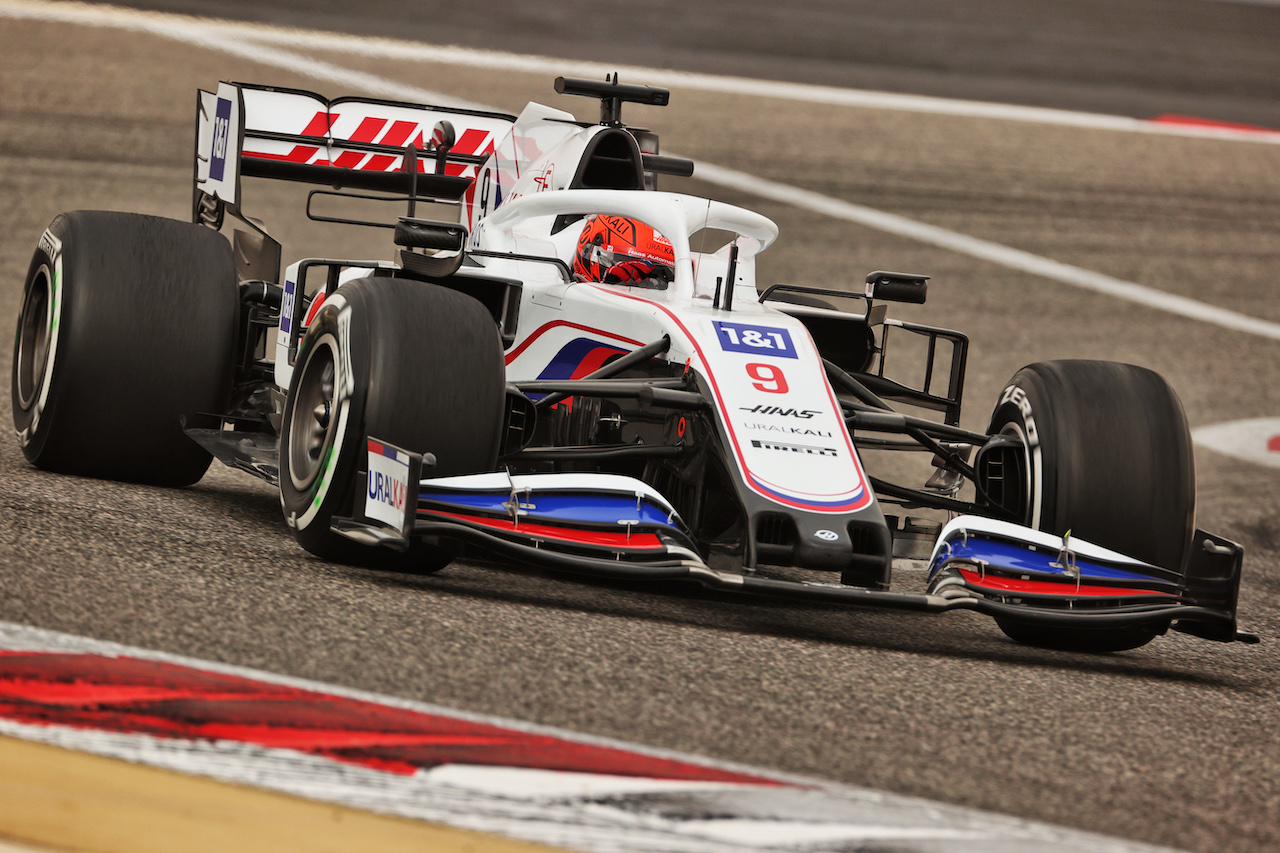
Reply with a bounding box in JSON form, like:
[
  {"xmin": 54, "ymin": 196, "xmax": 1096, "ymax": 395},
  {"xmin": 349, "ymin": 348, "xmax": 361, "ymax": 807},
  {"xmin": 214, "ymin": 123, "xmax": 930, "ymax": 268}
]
[{"xmin": 750, "ymin": 439, "xmax": 837, "ymax": 457}]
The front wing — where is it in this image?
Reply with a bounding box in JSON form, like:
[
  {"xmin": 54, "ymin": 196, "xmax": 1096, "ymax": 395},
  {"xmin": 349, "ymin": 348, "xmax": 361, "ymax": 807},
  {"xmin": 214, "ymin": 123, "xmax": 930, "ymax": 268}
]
[{"xmin": 327, "ymin": 437, "xmax": 1256, "ymax": 645}]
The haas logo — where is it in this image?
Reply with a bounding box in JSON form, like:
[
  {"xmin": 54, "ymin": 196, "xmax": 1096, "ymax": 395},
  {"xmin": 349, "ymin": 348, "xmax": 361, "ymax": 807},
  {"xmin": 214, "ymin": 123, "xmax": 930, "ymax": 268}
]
[
  {"xmin": 533, "ymin": 164, "xmax": 555, "ymax": 192},
  {"xmin": 740, "ymin": 405, "xmax": 819, "ymax": 419}
]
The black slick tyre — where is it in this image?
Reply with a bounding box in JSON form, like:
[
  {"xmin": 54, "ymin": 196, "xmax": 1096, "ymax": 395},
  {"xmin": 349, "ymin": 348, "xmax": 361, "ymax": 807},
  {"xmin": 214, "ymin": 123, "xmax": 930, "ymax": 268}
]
[
  {"xmin": 278, "ymin": 277, "xmax": 505, "ymax": 571},
  {"xmin": 983, "ymin": 360, "xmax": 1195, "ymax": 652},
  {"xmin": 11, "ymin": 211, "xmax": 237, "ymax": 486}
]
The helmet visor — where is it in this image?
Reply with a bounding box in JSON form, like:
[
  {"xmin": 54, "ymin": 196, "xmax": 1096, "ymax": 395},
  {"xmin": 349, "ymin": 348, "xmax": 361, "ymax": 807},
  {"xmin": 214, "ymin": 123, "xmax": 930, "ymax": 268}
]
[{"xmin": 585, "ymin": 246, "xmax": 675, "ymax": 289}]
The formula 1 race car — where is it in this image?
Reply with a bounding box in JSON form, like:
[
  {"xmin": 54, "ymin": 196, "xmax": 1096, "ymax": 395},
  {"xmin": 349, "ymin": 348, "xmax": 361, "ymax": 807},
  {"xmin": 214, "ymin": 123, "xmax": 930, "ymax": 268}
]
[{"xmin": 11, "ymin": 75, "xmax": 1256, "ymax": 653}]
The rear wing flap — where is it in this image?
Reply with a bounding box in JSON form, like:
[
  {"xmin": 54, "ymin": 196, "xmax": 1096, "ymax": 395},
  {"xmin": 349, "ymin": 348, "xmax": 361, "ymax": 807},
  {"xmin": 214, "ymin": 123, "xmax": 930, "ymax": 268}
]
[{"xmin": 195, "ymin": 81, "xmax": 516, "ymax": 214}]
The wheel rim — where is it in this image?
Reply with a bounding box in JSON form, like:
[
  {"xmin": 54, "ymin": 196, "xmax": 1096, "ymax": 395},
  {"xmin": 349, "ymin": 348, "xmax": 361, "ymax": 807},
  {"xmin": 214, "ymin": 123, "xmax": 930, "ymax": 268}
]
[
  {"xmin": 288, "ymin": 340, "xmax": 337, "ymax": 491},
  {"xmin": 15, "ymin": 265, "xmax": 52, "ymax": 410},
  {"xmin": 999, "ymin": 421, "xmax": 1041, "ymax": 530}
]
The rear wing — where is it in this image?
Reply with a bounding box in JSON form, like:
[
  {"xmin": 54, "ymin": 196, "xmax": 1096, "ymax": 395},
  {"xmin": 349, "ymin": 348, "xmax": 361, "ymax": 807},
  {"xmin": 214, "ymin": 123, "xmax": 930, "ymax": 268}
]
[{"xmin": 194, "ymin": 81, "xmax": 516, "ymax": 227}]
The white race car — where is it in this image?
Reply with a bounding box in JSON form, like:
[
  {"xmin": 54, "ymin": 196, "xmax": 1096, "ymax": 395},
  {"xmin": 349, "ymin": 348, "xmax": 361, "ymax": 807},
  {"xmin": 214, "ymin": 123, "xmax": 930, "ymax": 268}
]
[{"xmin": 11, "ymin": 75, "xmax": 1254, "ymax": 653}]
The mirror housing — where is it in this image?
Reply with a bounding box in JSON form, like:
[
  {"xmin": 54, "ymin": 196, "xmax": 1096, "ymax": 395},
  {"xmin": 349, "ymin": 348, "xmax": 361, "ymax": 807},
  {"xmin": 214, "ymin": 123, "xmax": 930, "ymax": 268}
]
[
  {"xmin": 865, "ymin": 270, "xmax": 929, "ymax": 304},
  {"xmin": 395, "ymin": 218, "xmax": 468, "ymax": 278}
]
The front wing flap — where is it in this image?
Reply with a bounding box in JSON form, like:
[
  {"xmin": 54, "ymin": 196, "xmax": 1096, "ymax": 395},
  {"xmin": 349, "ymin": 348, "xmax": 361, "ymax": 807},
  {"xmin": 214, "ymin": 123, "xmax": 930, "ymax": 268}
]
[
  {"xmin": 925, "ymin": 516, "xmax": 1255, "ymax": 643},
  {"xmin": 415, "ymin": 471, "xmax": 701, "ymax": 564},
  {"xmin": 330, "ymin": 442, "xmax": 702, "ymax": 565}
]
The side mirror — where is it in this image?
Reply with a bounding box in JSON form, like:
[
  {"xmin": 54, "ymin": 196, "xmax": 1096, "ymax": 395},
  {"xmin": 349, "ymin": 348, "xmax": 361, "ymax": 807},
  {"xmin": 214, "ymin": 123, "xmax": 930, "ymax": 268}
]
[
  {"xmin": 394, "ymin": 218, "xmax": 468, "ymax": 278},
  {"xmin": 865, "ymin": 270, "xmax": 929, "ymax": 304}
]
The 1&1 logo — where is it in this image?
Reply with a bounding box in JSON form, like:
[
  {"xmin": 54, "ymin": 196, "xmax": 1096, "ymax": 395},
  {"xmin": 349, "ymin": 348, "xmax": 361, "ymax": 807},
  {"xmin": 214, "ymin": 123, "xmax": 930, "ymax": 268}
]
[
  {"xmin": 713, "ymin": 322, "xmax": 798, "ymax": 359},
  {"xmin": 210, "ymin": 97, "xmax": 232, "ymax": 181}
]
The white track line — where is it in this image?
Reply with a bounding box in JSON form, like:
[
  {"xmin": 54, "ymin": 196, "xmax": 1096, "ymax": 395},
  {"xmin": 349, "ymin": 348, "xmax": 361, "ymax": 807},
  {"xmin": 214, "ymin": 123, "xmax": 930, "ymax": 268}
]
[
  {"xmin": 5, "ymin": 0, "xmax": 1280, "ymax": 342},
  {"xmin": 5, "ymin": 0, "xmax": 1280, "ymax": 145},
  {"xmin": 694, "ymin": 163, "xmax": 1280, "ymax": 341},
  {"xmin": 181, "ymin": 25, "xmax": 1280, "ymax": 145}
]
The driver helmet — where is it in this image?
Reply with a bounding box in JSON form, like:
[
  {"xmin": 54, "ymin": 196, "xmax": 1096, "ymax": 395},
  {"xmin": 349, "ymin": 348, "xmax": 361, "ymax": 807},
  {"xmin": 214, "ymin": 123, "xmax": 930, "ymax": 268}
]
[{"xmin": 573, "ymin": 215, "xmax": 675, "ymax": 288}]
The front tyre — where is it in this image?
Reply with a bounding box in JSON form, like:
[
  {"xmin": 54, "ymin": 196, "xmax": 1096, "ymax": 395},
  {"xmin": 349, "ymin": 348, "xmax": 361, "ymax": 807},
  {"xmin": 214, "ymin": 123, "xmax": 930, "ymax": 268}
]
[
  {"xmin": 982, "ymin": 360, "xmax": 1196, "ymax": 652},
  {"xmin": 278, "ymin": 277, "xmax": 505, "ymax": 570}
]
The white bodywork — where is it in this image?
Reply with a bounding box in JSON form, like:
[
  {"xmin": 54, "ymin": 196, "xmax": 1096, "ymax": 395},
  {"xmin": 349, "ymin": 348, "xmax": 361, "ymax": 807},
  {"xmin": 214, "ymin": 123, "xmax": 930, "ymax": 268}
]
[
  {"xmin": 473, "ymin": 189, "xmax": 874, "ymax": 516},
  {"xmin": 196, "ymin": 83, "xmax": 878, "ymax": 518}
]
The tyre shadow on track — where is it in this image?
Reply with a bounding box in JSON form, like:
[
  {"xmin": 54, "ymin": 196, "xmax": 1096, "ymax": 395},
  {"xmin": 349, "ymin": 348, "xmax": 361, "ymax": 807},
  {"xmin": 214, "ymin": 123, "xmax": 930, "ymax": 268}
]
[
  {"xmin": 0, "ymin": 448, "xmax": 1250, "ymax": 692},
  {"xmin": 341, "ymin": 554, "xmax": 1250, "ymax": 689},
  {"xmin": 184, "ymin": 471, "xmax": 1266, "ymax": 692}
]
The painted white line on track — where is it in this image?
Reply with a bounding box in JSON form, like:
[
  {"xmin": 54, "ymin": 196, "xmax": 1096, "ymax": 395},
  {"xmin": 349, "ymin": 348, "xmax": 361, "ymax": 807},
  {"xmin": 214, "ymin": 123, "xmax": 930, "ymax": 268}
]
[
  {"xmin": 1192, "ymin": 418, "xmax": 1280, "ymax": 468},
  {"xmin": 234, "ymin": 40, "xmax": 1280, "ymax": 146},
  {"xmin": 5, "ymin": 0, "xmax": 1280, "ymax": 145},
  {"xmin": 0, "ymin": 0, "xmax": 488, "ymax": 110},
  {"xmin": 4, "ymin": 0, "xmax": 1279, "ymax": 344},
  {"xmin": 692, "ymin": 163, "xmax": 1280, "ymax": 342}
]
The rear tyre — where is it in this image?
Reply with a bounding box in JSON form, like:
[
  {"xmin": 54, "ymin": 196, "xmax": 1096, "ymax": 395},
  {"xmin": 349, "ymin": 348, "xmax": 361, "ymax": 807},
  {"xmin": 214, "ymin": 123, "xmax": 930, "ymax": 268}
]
[
  {"xmin": 983, "ymin": 360, "xmax": 1195, "ymax": 652},
  {"xmin": 11, "ymin": 211, "xmax": 237, "ymax": 486},
  {"xmin": 278, "ymin": 277, "xmax": 506, "ymax": 571}
]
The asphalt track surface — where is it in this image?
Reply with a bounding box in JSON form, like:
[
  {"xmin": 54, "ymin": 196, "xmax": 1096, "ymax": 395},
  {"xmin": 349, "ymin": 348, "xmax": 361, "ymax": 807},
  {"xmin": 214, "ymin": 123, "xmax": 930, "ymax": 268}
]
[
  {"xmin": 0, "ymin": 2, "xmax": 1279, "ymax": 852},
  {"xmin": 89, "ymin": 0, "xmax": 1280, "ymax": 127}
]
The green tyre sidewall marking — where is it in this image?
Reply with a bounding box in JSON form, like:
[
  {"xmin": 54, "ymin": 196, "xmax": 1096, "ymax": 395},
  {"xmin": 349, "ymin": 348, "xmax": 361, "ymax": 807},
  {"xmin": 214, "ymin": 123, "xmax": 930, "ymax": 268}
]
[{"xmin": 279, "ymin": 294, "xmax": 366, "ymax": 550}]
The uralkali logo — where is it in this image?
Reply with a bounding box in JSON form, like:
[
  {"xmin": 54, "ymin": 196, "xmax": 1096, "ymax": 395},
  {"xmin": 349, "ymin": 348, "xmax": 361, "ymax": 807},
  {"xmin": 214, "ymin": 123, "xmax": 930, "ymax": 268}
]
[
  {"xmin": 366, "ymin": 439, "xmax": 411, "ymax": 529},
  {"xmin": 210, "ymin": 96, "xmax": 232, "ymax": 181}
]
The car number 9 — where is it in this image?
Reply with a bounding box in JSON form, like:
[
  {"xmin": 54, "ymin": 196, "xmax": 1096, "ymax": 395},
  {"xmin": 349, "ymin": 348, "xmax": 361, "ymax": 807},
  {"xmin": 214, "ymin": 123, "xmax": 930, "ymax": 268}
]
[{"xmin": 746, "ymin": 363, "xmax": 788, "ymax": 394}]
